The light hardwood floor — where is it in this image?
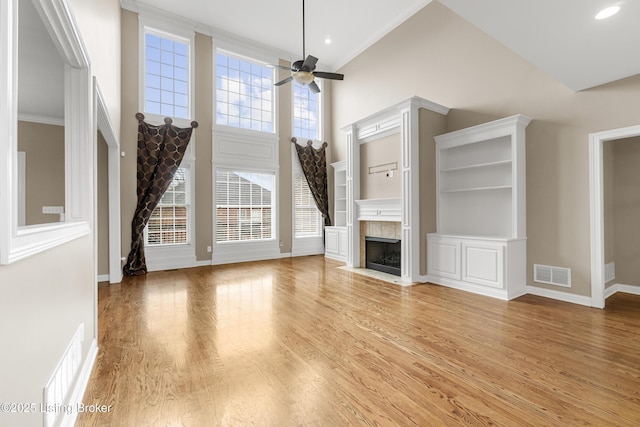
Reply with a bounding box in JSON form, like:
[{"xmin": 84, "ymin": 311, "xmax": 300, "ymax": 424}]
[{"xmin": 78, "ymin": 256, "xmax": 640, "ymax": 426}]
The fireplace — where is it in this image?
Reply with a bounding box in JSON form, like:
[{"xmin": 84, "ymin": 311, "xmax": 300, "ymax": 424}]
[{"xmin": 365, "ymin": 236, "xmax": 401, "ymax": 276}]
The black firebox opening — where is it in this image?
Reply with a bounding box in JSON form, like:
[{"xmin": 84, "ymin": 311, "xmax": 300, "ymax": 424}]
[{"xmin": 365, "ymin": 236, "xmax": 401, "ymax": 276}]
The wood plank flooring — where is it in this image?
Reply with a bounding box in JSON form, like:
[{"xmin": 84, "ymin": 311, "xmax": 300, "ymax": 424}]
[{"xmin": 78, "ymin": 256, "xmax": 640, "ymax": 426}]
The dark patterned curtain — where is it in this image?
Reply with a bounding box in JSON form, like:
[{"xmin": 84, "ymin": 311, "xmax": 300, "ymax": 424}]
[
  {"xmin": 292, "ymin": 138, "xmax": 331, "ymax": 226},
  {"xmin": 123, "ymin": 113, "xmax": 198, "ymax": 276}
]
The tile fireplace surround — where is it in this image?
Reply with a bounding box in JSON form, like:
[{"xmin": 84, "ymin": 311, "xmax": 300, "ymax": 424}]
[{"xmin": 359, "ymin": 221, "xmax": 402, "ymax": 267}]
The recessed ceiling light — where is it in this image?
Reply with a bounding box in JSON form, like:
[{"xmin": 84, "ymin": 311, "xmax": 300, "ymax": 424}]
[
  {"xmin": 324, "ymin": 37, "xmax": 331, "ymax": 45},
  {"xmin": 595, "ymin": 6, "xmax": 620, "ymax": 20}
]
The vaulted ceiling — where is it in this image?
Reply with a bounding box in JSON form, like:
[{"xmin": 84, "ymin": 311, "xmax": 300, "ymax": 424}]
[{"xmin": 133, "ymin": 0, "xmax": 640, "ymax": 91}]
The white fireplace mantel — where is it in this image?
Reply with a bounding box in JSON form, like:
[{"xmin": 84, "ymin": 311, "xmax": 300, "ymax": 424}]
[
  {"xmin": 341, "ymin": 96, "xmax": 450, "ymax": 284},
  {"xmin": 355, "ymin": 198, "xmax": 401, "ymax": 222}
]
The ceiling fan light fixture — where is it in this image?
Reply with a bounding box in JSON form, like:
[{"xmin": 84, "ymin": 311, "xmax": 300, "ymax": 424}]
[
  {"xmin": 595, "ymin": 5, "xmax": 620, "ymax": 20},
  {"xmin": 293, "ymin": 71, "xmax": 315, "ymax": 85}
]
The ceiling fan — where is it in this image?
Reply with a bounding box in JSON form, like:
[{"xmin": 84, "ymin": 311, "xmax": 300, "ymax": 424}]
[{"xmin": 274, "ymin": 0, "xmax": 344, "ymax": 93}]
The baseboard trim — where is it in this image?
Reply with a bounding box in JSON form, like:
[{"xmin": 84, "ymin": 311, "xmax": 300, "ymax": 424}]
[
  {"xmin": 58, "ymin": 338, "xmax": 98, "ymax": 427},
  {"xmin": 427, "ymin": 276, "xmax": 510, "ymax": 300},
  {"xmin": 605, "ymin": 283, "xmax": 640, "ymax": 299},
  {"xmin": 96, "ymin": 274, "xmax": 109, "ymax": 283},
  {"xmin": 525, "ymin": 285, "xmax": 592, "ymax": 306}
]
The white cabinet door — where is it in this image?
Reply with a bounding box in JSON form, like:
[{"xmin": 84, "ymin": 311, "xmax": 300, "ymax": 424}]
[
  {"xmin": 427, "ymin": 236, "xmax": 461, "ymax": 280},
  {"xmin": 338, "ymin": 228, "xmax": 348, "ymax": 258},
  {"xmin": 462, "ymin": 242, "xmax": 504, "ymax": 289},
  {"xmin": 325, "ymin": 228, "xmax": 340, "ymax": 255}
]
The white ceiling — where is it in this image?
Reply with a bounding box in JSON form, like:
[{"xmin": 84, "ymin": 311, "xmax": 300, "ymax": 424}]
[
  {"xmin": 130, "ymin": 0, "xmax": 433, "ymax": 70},
  {"xmin": 18, "ymin": 0, "xmax": 640, "ymax": 122},
  {"xmin": 133, "ymin": 0, "xmax": 640, "ymax": 91},
  {"xmin": 438, "ymin": 0, "xmax": 640, "ymax": 91}
]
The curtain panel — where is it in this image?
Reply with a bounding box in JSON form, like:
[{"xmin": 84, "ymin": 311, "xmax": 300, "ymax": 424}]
[
  {"xmin": 292, "ymin": 138, "xmax": 331, "ymax": 226},
  {"xmin": 123, "ymin": 113, "xmax": 198, "ymax": 276}
]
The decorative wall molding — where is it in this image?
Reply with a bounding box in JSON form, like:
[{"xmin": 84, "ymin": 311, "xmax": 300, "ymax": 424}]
[
  {"xmin": 355, "ymin": 198, "xmax": 401, "ymax": 222},
  {"xmin": 17, "ymin": 114, "xmax": 64, "ymax": 126},
  {"xmin": 213, "ymin": 127, "xmax": 279, "ymax": 170},
  {"xmin": 57, "ymin": 338, "xmax": 98, "ymax": 427}
]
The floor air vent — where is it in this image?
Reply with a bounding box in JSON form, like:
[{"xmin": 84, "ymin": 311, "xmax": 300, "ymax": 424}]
[{"xmin": 534, "ymin": 264, "xmax": 571, "ymax": 287}]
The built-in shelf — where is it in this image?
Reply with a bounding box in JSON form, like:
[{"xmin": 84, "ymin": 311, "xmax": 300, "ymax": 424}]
[
  {"xmin": 429, "ymin": 114, "xmax": 531, "ymax": 300},
  {"xmin": 440, "ymin": 159, "xmax": 512, "ymax": 173},
  {"xmin": 441, "ymin": 185, "xmax": 512, "ymax": 193}
]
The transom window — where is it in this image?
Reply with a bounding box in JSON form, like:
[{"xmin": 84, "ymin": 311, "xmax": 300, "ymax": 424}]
[
  {"xmin": 146, "ymin": 167, "xmax": 190, "ymax": 246},
  {"xmin": 293, "ymin": 81, "xmax": 320, "ymax": 140},
  {"xmin": 144, "ymin": 29, "xmax": 190, "ymax": 119},
  {"xmin": 215, "ymin": 170, "xmax": 275, "ymax": 242},
  {"xmin": 294, "ymin": 176, "xmax": 322, "ymax": 237},
  {"xmin": 215, "ymin": 51, "xmax": 274, "ymax": 132}
]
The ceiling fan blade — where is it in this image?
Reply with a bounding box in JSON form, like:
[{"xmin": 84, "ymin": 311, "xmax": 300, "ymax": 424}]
[
  {"xmin": 301, "ymin": 55, "xmax": 318, "ymax": 71},
  {"xmin": 314, "ymin": 71, "xmax": 344, "ymax": 81},
  {"xmin": 274, "ymin": 76, "xmax": 294, "ymax": 86},
  {"xmin": 308, "ymin": 80, "xmax": 320, "ymax": 94},
  {"xmin": 269, "ymin": 63, "xmax": 294, "ymax": 71}
]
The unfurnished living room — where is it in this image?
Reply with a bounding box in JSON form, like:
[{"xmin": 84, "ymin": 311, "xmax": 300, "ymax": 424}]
[{"xmin": 1, "ymin": 0, "xmax": 640, "ymax": 426}]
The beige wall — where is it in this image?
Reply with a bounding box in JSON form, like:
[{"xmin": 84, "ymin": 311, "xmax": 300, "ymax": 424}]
[
  {"xmin": 331, "ymin": 2, "xmax": 640, "ymax": 297},
  {"xmin": 0, "ymin": 1, "xmax": 120, "ymax": 422},
  {"xmin": 97, "ymin": 131, "xmax": 109, "ymax": 276},
  {"xmin": 17, "ymin": 121, "xmax": 65, "ymax": 225},
  {"xmin": 194, "ymin": 33, "xmax": 214, "ymax": 260},
  {"xmin": 69, "ymin": 0, "xmax": 122, "ymax": 137},
  {"xmin": 606, "ymin": 137, "xmax": 640, "ymax": 287},
  {"xmin": 419, "ymin": 108, "xmax": 447, "ymax": 276},
  {"xmin": 120, "ymin": 9, "xmax": 138, "ymax": 258},
  {"xmin": 0, "ymin": 236, "xmax": 97, "ymax": 426},
  {"xmin": 360, "ymin": 134, "xmax": 401, "ymax": 199}
]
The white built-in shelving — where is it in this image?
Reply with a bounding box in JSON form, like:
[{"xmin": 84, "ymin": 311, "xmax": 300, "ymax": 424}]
[
  {"xmin": 428, "ymin": 114, "xmax": 531, "ymax": 300},
  {"xmin": 325, "ymin": 161, "xmax": 348, "ymax": 261},
  {"xmin": 333, "ymin": 161, "xmax": 347, "ymax": 227}
]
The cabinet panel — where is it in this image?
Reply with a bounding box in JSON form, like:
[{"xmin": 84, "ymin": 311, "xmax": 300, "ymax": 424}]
[
  {"xmin": 462, "ymin": 243, "xmax": 504, "ymax": 289},
  {"xmin": 428, "ymin": 238, "xmax": 461, "ymax": 280},
  {"xmin": 325, "ymin": 229, "xmax": 339, "ymax": 255},
  {"xmin": 338, "ymin": 229, "xmax": 348, "ymax": 257}
]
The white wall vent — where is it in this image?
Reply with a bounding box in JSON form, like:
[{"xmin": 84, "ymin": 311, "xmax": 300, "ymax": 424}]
[
  {"xmin": 534, "ymin": 264, "xmax": 571, "ymax": 287},
  {"xmin": 43, "ymin": 323, "xmax": 84, "ymax": 427},
  {"xmin": 605, "ymin": 262, "xmax": 615, "ymax": 283}
]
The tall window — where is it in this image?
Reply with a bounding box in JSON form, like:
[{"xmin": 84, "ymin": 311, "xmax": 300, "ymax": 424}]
[
  {"xmin": 215, "ymin": 51, "xmax": 274, "ymax": 132},
  {"xmin": 146, "ymin": 167, "xmax": 190, "ymax": 246},
  {"xmin": 293, "ymin": 81, "xmax": 320, "ymax": 140},
  {"xmin": 144, "ymin": 29, "xmax": 190, "ymax": 119},
  {"xmin": 215, "ymin": 170, "xmax": 275, "ymax": 242},
  {"xmin": 294, "ymin": 176, "xmax": 322, "ymax": 237}
]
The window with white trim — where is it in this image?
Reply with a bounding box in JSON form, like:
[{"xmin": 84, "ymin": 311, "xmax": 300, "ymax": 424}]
[
  {"xmin": 293, "ymin": 81, "xmax": 320, "ymax": 140},
  {"xmin": 215, "ymin": 51, "xmax": 274, "ymax": 132},
  {"xmin": 293, "ymin": 175, "xmax": 322, "ymax": 237},
  {"xmin": 215, "ymin": 170, "xmax": 275, "ymax": 242},
  {"xmin": 146, "ymin": 167, "xmax": 191, "ymax": 246},
  {"xmin": 143, "ymin": 29, "xmax": 190, "ymax": 119}
]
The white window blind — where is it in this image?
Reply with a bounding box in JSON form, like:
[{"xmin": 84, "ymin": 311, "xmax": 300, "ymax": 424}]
[
  {"xmin": 293, "ymin": 81, "xmax": 320, "ymax": 140},
  {"xmin": 216, "ymin": 170, "xmax": 274, "ymax": 242},
  {"xmin": 294, "ymin": 176, "xmax": 322, "ymax": 237},
  {"xmin": 144, "ymin": 30, "xmax": 190, "ymax": 119},
  {"xmin": 146, "ymin": 167, "xmax": 190, "ymax": 246},
  {"xmin": 215, "ymin": 51, "xmax": 274, "ymax": 132}
]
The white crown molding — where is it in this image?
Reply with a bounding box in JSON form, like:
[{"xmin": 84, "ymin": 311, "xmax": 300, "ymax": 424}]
[{"xmin": 17, "ymin": 113, "xmax": 64, "ymax": 126}]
